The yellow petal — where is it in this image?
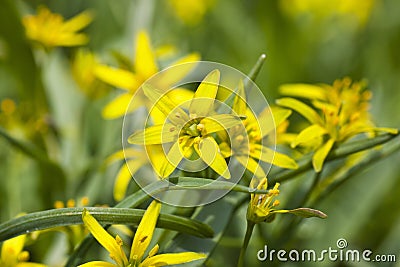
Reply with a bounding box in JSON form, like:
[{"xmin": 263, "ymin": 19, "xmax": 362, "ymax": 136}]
[
  {"xmin": 130, "ymin": 201, "xmax": 161, "ymax": 262},
  {"xmin": 292, "ymin": 124, "xmax": 327, "ymax": 148},
  {"xmin": 279, "ymin": 84, "xmax": 327, "ymax": 101},
  {"xmin": 200, "ymin": 114, "xmax": 243, "ymax": 135},
  {"xmin": 189, "ymin": 69, "xmax": 220, "ymax": 117},
  {"xmin": 160, "ymin": 141, "xmax": 184, "ymax": 177},
  {"xmin": 235, "ymin": 155, "xmax": 266, "ymax": 178},
  {"xmin": 82, "ymin": 210, "xmax": 128, "ymax": 266},
  {"xmin": 94, "ymin": 65, "xmax": 140, "ymax": 91},
  {"xmin": 196, "ymin": 137, "xmax": 230, "ymax": 179},
  {"xmin": 134, "ymin": 31, "xmax": 158, "ymax": 78},
  {"xmin": 272, "ymin": 151, "xmax": 298, "ymax": 169},
  {"xmin": 106, "ymin": 148, "xmax": 142, "ymax": 165},
  {"xmin": 128, "ymin": 123, "xmax": 178, "ymax": 145},
  {"xmin": 233, "ymin": 79, "xmax": 247, "ymax": 115},
  {"xmin": 156, "ymin": 53, "xmax": 201, "ymax": 88},
  {"xmin": 276, "ymin": 97, "xmax": 321, "ymax": 124},
  {"xmin": 78, "ymin": 261, "xmax": 117, "ymax": 267},
  {"xmin": 141, "ymin": 252, "xmax": 206, "ymax": 266},
  {"xmin": 102, "ymin": 93, "xmax": 141, "ymax": 119},
  {"xmin": 313, "ymin": 138, "xmax": 335, "ymax": 172},
  {"xmin": 258, "ymin": 106, "xmax": 292, "ymax": 138},
  {"xmin": 113, "ymin": 159, "xmax": 145, "ymax": 201},
  {"xmin": 16, "ymin": 262, "xmax": 48, "ymax": 267},
  {"xmin": 62, "ymin": 11, "xmax": 93, "ymax": 32},
  {"xmin": 1, "ymin": 235, "xmax": 25, "ymax": 264},
  {"xmin": 142, "ymin": 84, "xmax": 189, "ymax": 125}
]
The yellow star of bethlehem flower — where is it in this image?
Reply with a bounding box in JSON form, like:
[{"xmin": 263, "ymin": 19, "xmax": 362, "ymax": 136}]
[
  {"xmin": 94, "ymin": 30, "xmax": 200, "ymax": 119},
  {"xmin": 277, "ymin": 78, "xmax": 398, "ymax": 172},
  {"xmin": 247, "ymin": 177, "xmax": 327, "ymax": 224},
  {"xmin": 0, "ymin": 234, "xmax": 47, "ymax": 267},
  {"xmin": 218, "ymin": 80, "xmax": 298, "ymax": 178},
  {"xmin": 80, "ymin": 201, "xmax": 206, "ymax": 267},
  {"xmin": 22, "ymin": 6, "xmax": 92, "ymax": 49},
  {"xmin": 128, "ymin": 70, "xmax": 243, "ymax": 179}
]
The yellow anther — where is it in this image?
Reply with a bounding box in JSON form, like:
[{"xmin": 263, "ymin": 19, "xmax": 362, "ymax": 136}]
[
  {"xmin": 80, "ymin": 196, "xmax": 89, "ymax": 206},
  {"xmin": 272, "ymin": 200, "xmax": 280, "ymax": 207},
  {"xmin": 196, "ymin": 123, "xmax": 204, "ymax": 132},
  {"xmin": 1, "ymin": 98, "xmax": 16, "ymax": 115},
  {"xmin": 18, "ymin": 251, "xmax": 30, "ymax": 262}
]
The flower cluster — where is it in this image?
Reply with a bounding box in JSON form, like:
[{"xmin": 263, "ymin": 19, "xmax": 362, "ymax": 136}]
[{"xmin": 277, "ymin": 78, "xmax": 398, "ymax": 172}]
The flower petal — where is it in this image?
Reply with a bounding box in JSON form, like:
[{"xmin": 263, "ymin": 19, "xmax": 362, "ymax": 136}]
[
  {"xmin": 16, "ymin": 262, "xmax": 48, "ymax": 267},
  {"xmin": 94, "ymin": 65, "xmax": 140, "ymax": 91},
  {"xmin": 235, "ymin": 155, "xmax": 266, "ymax": 178},
  {"xmin": 276, "ymin": 97, "xmax": 321, "ymax": 124},
  {"xmin": 113, "ymin": 159, "xmax": 145, "ymax": 201},
  {"xmin": 161, "ymin": 141, "xmax": 185, "ymax": 178},
  {"xmin": 233, "ymin": 79, "xmax": 247, "ymax": 116},
  {"xmin": 134, "ymin": 31, "xmax": 158, "ymax": 78},
  {"xmin": 82, "ymin": 210, "xmax": 128, "ymax": 266},
  {"xmin": 258, "ymin": 106, "xmax": 292, "ymax": 138},
  {"xmin": 130, "ymin": 201, "xmax": 161, "ymax": 262},
  {"xmin": 292, "ymin": 124, "xmax": 327, "ymax": 148},
  {"xmin": 196, "ymin": 137, "xmax": 230, "ymax": 179},
  {"xmin": 102, "ymin": 93, "xmax": 141, "ymax": 119},
  {"xmin": 78, "ymin": 261, "xmax": 117, "ymax": 267},
  {"xmin": 312, "ymin": 138, "xmax": 335, "ymax": 172},
  {"xmin": 279, "ymin": 84, "xmax": 327, "ymax": 101},
  {"xmin": 157, "ymin": 53, "xmax": 201, "ymax": 88},
  {"xmin": 141, "ymin": 252, "xmax": 206, "ymax": 266},
  {"xmin": 189, "ymin": 69, "xmax": 220, "ymax": 117},
  {"xmin": 201, "ymin": 114, "xmax": 243, "ymax": 135},
  {"xmin": 142, "ymin": 84, "xmax": 189, "ymax": 125},
  {"xmin": 128, "ymin": 123, "xmax": 178, "ymax": 145},
  {"xmin": 1, "ymin": 235, "xmax": 25, "ymax": 264},
  {"xmin": 62, "ymin": 11, "xmax": 93, "ymax": 32}
]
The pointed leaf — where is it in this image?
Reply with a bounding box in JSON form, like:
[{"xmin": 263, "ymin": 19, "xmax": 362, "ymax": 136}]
[{"xmin": 276, "ymin": 208, "xmax": 327, "ymax": 219}]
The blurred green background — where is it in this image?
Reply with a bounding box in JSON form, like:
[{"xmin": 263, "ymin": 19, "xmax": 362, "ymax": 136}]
[{"xmin": 1, "ymin": 0, "xmax": 399, "ymax": 266}]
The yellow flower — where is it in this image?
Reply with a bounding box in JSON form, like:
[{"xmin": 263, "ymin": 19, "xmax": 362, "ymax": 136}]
[
  {"xmin": 247, "ymin": 177, "xmax": 327, "ymax": 224},
  {"xmin": 0, "ymin": 234, "xmax": 47, "ymax": 267},
  {"xmin": 168, "ymin": 0, "xmax": 215, "ymax": 26},
  {"xmin": 72, "ymin": 49, "xmax": 109, "ymax": 99},
  {"xmin": 80, "ymin": 201, "xmax": 206, "ymax": 267},
  {"xmin": 22, "ymin": 6, "xmax": 92, "ymax": 48},
  {"xmin": 279, "ymin": 0, "xmax": 376, "ymax": 27},
  {"xmin": 277, "ymin": 78, "xmax": 398, "ymax": 172},
  {"xmin": 128, "ymin": 70, "xmax": 243, "ymax": 179},
  {"xmin": 94, "ymin": 30, "xmax": 200, "ymax": 119},
  {"xmin": 218, "ymin": 81, "xmax": 298, "ymax": 178}
]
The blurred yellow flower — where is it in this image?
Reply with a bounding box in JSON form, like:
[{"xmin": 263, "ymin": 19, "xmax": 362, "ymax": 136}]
[
  {"xmin": 279, "ymin": 0, "xmax": 376, "ymax": 26},
  {"xmin": 0, "ymin": 234, "xmax": 47, "ymax": 267},
  {"xmin": 218, "ymin": 81, "xmax": 298, "ymax": 178},
  {"xmin": 128, "ymin": 70, "xmax": 243, "ymax": 179},
  {"xmin": 71, "ymin": 49, "xmax": 109, "ymax": 99},
  {"xmin": 168, "ymin": 0, "xmax": 215, "ymax": 26},
  {"xmin": 277, "ymin": 78, "xmax": 398, "ymax": 172},
  {"xmin": 22, "ymin": 6, "xmax": 92, "ymax": 48},
  {"xmin": 94, "ymin": 30, "xmax": 200, "ymax": 119},
  {"xmin": 80, "ymin": 201, "xmax": 206, "ymax": 267}
]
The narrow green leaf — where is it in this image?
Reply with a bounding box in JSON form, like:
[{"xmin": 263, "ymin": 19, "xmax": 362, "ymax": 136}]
[{"xmin": 0, "ymin": 207, "xmax": 213, "ymax": 242}]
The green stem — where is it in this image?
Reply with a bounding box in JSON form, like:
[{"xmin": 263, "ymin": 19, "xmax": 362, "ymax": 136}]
[{"xmin": 237, "ymin": 220, "xmax": 255, "ymax": 267}]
